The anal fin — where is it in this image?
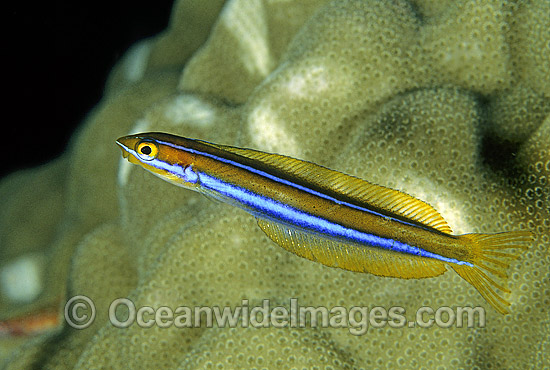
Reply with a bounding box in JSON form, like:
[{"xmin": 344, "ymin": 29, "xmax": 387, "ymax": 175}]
[{"xmin": 256, "ymin": 218, "xmax": 447, "ymax": 279}]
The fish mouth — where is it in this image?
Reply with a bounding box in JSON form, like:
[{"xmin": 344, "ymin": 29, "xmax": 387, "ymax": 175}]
[{"xmin": 116, "ymin": 139, "xmax": 131, "ymax": 159}]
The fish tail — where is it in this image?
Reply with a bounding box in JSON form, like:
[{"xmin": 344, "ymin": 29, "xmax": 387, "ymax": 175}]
[{"xmin": 450, "ymin": 231, "xmax": 533, "ymax": 314}]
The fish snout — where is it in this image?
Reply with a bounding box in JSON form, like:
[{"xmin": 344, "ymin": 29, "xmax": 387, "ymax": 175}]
[{"xmin": 116, "ymin": 137, "xmax": 134, "ymax": 159}]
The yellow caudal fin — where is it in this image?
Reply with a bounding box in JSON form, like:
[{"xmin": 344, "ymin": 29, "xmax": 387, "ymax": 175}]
[{"xmin": 451, "ymin": 231, "xmax": 533, "ymax": 314}]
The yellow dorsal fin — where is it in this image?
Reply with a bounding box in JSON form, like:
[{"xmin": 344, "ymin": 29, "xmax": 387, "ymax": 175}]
[
  {"xmin": 257, "ymin": 218, "xmax": 448, "ymax": 278},
  {"xmin": 207, "ymin": 141, "xmax": 452, "ymax": 233}
]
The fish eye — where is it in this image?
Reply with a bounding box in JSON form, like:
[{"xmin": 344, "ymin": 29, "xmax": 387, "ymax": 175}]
[{"xmin": 136, "ymin": 141, "xmax": 159, "ymax": 161}]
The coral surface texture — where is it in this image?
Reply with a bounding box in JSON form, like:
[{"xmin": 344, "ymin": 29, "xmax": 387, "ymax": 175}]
[{"xmin": 1, "ymin": 0, "xmax": 549, "ymax": 369}]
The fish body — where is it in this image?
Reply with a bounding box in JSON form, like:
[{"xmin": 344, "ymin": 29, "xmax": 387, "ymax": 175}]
[
  {"xmin": 0, "ymin": 308, "xmax": 59, "ymax": 338},
  {"xmin": 116, "ymin": 132, "xmax": 532, "ymax": 314}
]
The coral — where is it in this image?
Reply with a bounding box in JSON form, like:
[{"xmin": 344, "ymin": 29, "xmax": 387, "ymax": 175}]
[
  {"xmin": 487, "ymin": 83, "xmax": 550, "ymax": 144},
  {"xmin": 1, "ymin": 0, "xmax": 548, "ymax": 369},
  {"xmin": 509, "ymin": 0, "xmax": 550, "ymax": 97},
  {"xmin": 417, "ymin": 0, "xmax": 513, "ymax": 94},
  {"xmin": 0, "ymin": 158, "xmax": 68, "ymax": 315}
]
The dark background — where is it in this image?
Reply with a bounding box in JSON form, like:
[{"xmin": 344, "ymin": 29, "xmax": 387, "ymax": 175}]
[{"xmin": 3, "ymin": 1, "xmax": 174, "ymax": 179}]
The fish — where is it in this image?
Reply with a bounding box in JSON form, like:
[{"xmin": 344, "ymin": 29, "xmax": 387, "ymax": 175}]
[
  {"xmin": 0, "ymin": 307, "xmax": 60, "ymax": 338},
  {"xmin": 116, "ymin": 132, "xmax": 533, "ymax": 314}
]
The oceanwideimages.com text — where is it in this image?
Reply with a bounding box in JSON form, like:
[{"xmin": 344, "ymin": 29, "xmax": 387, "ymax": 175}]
[{"xmin": 65, "ymin": 296, "xmax": 486, "ymax": 335}]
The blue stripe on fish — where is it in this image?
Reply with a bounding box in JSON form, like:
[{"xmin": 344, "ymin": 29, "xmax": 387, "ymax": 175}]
[
  {"xmin": 156, "ymin": 139, "xmax": 438, "ymax": 232},
  {"xmin": 199, "ymin": 172, "xmax": 472, "ymax": 266}
]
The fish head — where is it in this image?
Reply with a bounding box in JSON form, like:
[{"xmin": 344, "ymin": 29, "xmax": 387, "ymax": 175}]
[{"xmin": 116, "ymin": 132, "xmax": 199, "ymax": 188}]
